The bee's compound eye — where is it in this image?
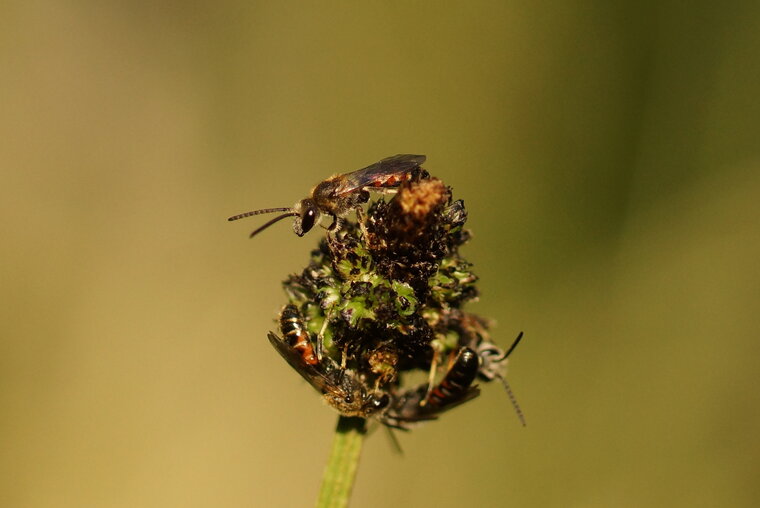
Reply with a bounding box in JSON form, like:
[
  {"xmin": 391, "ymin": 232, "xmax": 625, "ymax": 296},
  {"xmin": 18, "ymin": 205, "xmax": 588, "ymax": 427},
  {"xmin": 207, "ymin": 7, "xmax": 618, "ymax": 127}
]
[
  {"xmin": 373, "ymin": 393, "xmax": 389, "ymax": 410},
  {"xmin": 293, "ymin": 201, "xmax": 318, "ymax": 237},
  {"xmin": 299, "ymin": 206, "xmax": 317, "ymax": 235}
]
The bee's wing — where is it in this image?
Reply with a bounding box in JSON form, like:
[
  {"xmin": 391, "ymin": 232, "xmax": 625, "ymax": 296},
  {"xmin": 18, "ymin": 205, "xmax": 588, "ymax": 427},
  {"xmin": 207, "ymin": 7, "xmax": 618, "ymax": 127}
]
[
  {"xmin": 380, "ymin": 347, "xmax": 481, "ymax": 428},
  {"xmin": 379, "ymin": 385, "xmax": 481, "ymax": 429},
  {"xmin": 333, "ymin": 154, "xmax": 426, "ymax": 196},
  {"xmin": 267, "ymin": 332, "xmax": 331, "ymax": 394},
  {"xmin": 407, "ymin": 385, "xmax": 481, "ymax": 419},
  {"xmin": 423, "ymin": 385, "xmax": 481, "ymax": 416}
]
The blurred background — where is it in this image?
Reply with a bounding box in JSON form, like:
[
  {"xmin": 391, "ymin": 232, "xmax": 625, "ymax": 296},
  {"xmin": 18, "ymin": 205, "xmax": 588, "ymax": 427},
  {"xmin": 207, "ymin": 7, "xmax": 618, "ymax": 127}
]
[{"xmin": 2, "ymin": 2, "xmax": 759, "ymax": 507}]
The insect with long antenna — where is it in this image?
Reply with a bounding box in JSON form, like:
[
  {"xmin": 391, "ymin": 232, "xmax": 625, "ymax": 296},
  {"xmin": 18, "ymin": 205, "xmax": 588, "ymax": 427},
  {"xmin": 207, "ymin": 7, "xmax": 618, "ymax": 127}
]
[
  {"xmin": 378, "ymin": 347, "xmax": 481, "ymax": 430},
  {"xmin": 228, "ymin": 154, "xmax": 427, "ymax": 238}
]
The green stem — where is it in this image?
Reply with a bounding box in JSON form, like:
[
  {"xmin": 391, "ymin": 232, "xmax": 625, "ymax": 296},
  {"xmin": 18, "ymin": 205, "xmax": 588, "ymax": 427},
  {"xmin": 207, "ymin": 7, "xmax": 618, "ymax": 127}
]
[{"xmin": 316, "ymin": 416, "xmax": 367, "ymax": 508}]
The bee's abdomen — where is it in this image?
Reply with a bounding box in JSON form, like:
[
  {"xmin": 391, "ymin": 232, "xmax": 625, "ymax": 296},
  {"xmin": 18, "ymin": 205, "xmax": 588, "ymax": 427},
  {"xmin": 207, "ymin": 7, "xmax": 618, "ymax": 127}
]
[
  {"xmin": 279, "ymin": 304, "xmax": 318, "ymax": 366},
  {"xmin": 371, "ymin": 172, "xmax": 412, "ymax": 187},
  {"xmin": 427, "ymin": 348, "xmax": 479, "ymax": 408}
]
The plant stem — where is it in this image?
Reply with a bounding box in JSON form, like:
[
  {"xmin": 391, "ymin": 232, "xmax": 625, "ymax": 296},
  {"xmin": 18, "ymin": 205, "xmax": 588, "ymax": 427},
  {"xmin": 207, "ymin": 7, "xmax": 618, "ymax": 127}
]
[{"xmin": 316, "ymin": 416, "xmax": 367, "ymax": 508}]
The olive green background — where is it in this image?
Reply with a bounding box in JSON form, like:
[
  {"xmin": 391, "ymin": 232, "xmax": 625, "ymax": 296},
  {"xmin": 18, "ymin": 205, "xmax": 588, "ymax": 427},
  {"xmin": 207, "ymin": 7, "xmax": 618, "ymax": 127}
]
[{"xmin": 2, "ymin": 2, "xmax": 759, "ymax": 507}]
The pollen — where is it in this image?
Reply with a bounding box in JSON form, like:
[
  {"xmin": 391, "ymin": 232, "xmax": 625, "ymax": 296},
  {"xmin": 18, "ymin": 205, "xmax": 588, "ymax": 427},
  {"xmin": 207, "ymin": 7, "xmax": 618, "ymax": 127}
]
[{"xmin": 397, "ymin": 177, "xmax": 448, "ymax": 220}]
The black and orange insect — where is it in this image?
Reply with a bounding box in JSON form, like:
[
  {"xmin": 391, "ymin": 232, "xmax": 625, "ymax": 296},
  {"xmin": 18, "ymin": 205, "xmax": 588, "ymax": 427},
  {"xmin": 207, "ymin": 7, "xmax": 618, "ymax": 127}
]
[
  {"xmin": 268, "ymin": 331, "xmax": 389, "ymax": 418},
  {"xmin": 228, "ymin": 154, "xmax": 427, "ymax": 238},
  {"xmin": 268, "ymin": 305, "xmax": 389, "ymax": 418},
  {"xmin": 379, "ymin": 347, "xmax": 481, "ymax": 430},
  {"xmin": 278, "ymin": 304, "xmax": 318, "ymax": 366}
]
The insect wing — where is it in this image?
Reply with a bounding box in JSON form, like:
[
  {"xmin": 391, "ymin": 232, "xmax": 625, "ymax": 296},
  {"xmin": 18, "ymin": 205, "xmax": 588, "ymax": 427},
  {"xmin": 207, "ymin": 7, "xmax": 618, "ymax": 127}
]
[
  {"xmin": 426, "ymin": 347, "xmax": 480, "ymax": 409},
  {"xmin": 379, "ymin": 385, "xmax": 481, "ymax": 430},
  {"xmin": 333, "ymin": 154, "xmax": 426, "ymax": 196},
  {"xmin": 379, "ymin": 347, "xmax": 481, "ymax": 429},
  {"xmin": 427, "ymin": 385, "xmax": 481, "ymax": 414},
  {"xmin": 268, "ymin": 332, "xmax": 331, "ymax": 394}
]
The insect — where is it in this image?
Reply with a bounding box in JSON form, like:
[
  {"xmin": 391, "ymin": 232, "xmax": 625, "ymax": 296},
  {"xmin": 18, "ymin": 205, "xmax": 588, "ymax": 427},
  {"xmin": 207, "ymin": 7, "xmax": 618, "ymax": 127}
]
[
  {"xmin": 476, "ymin": 331, "xmax": 526, "ymax": 426},
  {"xmin": 268, "ymin": 305, "xmax": 390, "ymax": 417},
  {"xmin": 279, "ymin": 304, "xmax": 318, "ymax": 366},
  {"xmin": 228, "ymin": 154, "xmax": 427, "ymax": 238},
  {"xmin": 268, "ymin": 331, "xmax": 389, "ymax": 417},
  {"xmin": 379, "ymin": 347, "xmax": 481, "ymax": 430}
]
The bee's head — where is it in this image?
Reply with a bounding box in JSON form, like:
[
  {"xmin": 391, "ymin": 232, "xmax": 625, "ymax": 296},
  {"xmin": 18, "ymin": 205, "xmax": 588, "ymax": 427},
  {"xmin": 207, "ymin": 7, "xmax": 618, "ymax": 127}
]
[
  {"xmin": 368, "ymin": 392, "xmax": 390, "ymax": 412},
  {"xmin": 325, "ymin": 381, "xmax": 390, "ymax": 418},
  {"xmin": 355, "ymin": 390, "xmax": 390, "ymax": 418},
  {"xmin": 293, "ymin": 199, "xmax": 320, "ymax": 237}
]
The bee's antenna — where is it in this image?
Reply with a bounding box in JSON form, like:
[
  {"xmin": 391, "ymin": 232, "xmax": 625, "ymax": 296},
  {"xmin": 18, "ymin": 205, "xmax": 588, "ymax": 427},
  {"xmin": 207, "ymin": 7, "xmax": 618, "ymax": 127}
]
[
  {"xmin": 227, "ymin": 207, "xmax": 293, "ymax": 222},
  {"xmin": 495, "ymin": 331, "xmax": 524, "ymax": 362},
  {"xmin": 248, "ymin": 212, "xmax": 299, "ymax": 238},
  {"xmin": 492, "ymin": 331, "xmax": 525, "ymax": 426},
  {"xmin": 497, "ymin": 375, "xmax": 526, "ymax": 427}
]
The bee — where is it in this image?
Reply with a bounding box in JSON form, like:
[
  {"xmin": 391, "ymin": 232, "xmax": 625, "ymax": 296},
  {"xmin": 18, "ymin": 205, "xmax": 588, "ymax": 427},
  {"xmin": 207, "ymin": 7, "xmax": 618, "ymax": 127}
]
[
  {"xmin": 476, "ymin": 331, "xmax": 526, "ymax": 426},
  {"xmin": 228, "ymin": 154, "xmax": 427, "ymax": 238},
  {"xmin": 268, "ymin": 331, "xmax": 389, "ymax": 417},
  {"xmin": 379, "ymin": 347, "xmax": 481, "ymax": 430},
  {"xmin": 279, "ymin": 304, "xmax": 318, "ymax": 366}
]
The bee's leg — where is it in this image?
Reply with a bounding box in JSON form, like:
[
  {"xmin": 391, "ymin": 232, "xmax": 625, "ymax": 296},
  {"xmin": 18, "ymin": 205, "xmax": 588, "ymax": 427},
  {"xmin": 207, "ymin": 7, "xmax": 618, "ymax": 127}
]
[
  {"xmin": 354, "ymin": 207, "xmax": 371, "ymax": 239},
  {"xmin": 316, "ymin": 307, "xmax": 334, "ymax": 361},
  {"xmin": 419, "ymin": 347, "xmax": 440, "ymax": 407},
  {"xmin": 315, "ymin": 323, "xmax": 325, "ymax": 362},
  {"xmin": 411, "ymin": 167, "xmax": 430, "ymax": 181},
  {"xmin": 385, "ymin": 427, "xmax": 404, "ymax": 454},
  {"xmin": 327, "ymin": 214, "xmax": 345, "ymax": 233}
]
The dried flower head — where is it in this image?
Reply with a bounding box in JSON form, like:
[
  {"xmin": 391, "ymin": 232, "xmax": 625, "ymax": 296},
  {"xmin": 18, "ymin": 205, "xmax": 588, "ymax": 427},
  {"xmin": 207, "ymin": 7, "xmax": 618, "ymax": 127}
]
[{"xmin": 267, "ymin": 170, "xmax": 523, "ymax": 429}]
